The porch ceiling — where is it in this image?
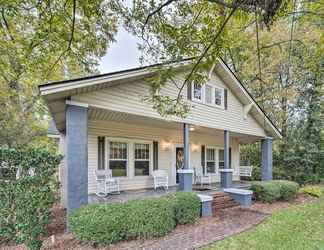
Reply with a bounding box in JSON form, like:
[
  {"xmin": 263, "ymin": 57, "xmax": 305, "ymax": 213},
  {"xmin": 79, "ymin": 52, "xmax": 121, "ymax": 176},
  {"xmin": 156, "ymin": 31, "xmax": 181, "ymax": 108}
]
[{"xmin": 88, "ymin": 107, "xmax": 263, "ymax": 143}]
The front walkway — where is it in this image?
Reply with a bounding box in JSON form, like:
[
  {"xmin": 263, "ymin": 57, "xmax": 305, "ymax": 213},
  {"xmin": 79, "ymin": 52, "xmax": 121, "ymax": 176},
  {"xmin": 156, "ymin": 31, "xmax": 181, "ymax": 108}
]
[
  {"xmin": 109, "ymin": 207, "xmax": 267, "ymax": 250},
  {"xmin": 88, "ymin": 181, "xmax": 251, "ymax": 203}
]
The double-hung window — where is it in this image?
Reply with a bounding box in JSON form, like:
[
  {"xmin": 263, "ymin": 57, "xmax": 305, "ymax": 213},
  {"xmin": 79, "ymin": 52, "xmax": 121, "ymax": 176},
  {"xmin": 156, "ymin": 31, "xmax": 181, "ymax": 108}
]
[
  {"xmin": 214, "ymin": 87, "xmax": 224, "ymax": 106},
  {"xmin": 192, "ymin": 83, "xmax": 224, "ymax": 108},
  {"xmin": 206, "ymin": 147, "xmax": 216, "ymax": 174},
  {"xmin": 134, "ymin": 143, "xmax": 150, "ymax": 176},
  {"xmin": 192, "ymin": 82, "xmax": 203, "ymax": 101},
  {"xmin": 109, "ymin": 141, "xmax": 128, "ymax": 177},
  {"xmin": 205, "ymin": 85, "xmax": 213, "ymax": 104}
]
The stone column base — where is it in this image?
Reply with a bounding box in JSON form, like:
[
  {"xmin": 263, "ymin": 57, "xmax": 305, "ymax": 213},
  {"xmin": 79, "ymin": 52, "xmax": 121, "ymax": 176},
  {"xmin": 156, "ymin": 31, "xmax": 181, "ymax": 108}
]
[
  {"xmin": 197, "ymin": 194, "xmax": 213, "ymax": 217},
  {"xmin": 219, "ymin": 169, "xmax": 233, "ymax": 189},
  {"xmin": 178, "ymin": 169, "xmax": 193, "ymax": 191}
]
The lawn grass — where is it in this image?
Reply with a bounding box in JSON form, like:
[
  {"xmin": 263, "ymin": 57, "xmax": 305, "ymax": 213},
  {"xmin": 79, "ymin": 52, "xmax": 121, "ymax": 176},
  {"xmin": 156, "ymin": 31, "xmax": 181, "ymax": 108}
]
[{"xmin": 203, "ymin": 187, "xmax": 324, "ymax": 250}]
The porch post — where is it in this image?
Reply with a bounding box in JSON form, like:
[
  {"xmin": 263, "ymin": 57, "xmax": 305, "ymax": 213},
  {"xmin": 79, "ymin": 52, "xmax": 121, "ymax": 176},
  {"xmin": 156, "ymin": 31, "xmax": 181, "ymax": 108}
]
[
  {"xmin": 261, "ymin": 137, "xmax": 273, "ymax": 181},
  {"xmin": 178, "ymin": 123, "xmax": 193, "ymax": 191},
  {"xmin": 220, "ymin": 130, "xmax": 233, "ymax": 188},
  {"xmin": 66, "ymin": 101, "xmax": 88, "ymax": 220}
]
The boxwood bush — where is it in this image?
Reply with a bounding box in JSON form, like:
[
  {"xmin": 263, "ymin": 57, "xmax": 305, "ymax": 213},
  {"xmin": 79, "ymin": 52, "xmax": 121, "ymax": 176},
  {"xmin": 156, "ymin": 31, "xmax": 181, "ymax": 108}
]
[
  {"xmin": 251, "ymin": 180, "xmax": 299, "ymax": 203},
  {"xmin": 166, "ymin": 192, "xmax": 201, "ymax": 224},
  {"xmin": 70, "ymin": 192, "xmax": 200, "ymax": 245}
]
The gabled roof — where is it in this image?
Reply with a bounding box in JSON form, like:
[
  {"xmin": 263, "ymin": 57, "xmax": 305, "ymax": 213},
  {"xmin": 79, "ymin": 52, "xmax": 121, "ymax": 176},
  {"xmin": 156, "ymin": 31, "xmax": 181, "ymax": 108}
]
[{"xmin": 39, "ymin": 58, "xmax": 282, "ymax": 139}]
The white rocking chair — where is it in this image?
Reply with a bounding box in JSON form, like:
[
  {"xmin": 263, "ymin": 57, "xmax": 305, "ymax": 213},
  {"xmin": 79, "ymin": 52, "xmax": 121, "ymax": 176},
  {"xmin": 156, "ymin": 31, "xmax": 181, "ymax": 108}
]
[
  {"xmin": 153, "ymin": 170, "xmax": 169, "ymax": 190},
  {"xmin": 194, "ymin": 167, "xmax": 212, "ymax": 187},
  {"xmin": 95, "ymin": 169, "xmax": 120, "ymax": 197}
]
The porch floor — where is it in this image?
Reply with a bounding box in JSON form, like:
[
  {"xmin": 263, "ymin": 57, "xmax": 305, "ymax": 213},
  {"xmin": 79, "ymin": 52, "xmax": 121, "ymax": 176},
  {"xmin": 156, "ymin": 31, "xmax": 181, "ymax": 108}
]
[{"xmin": 88, "ymin": 181, "xmax": 251, "ymax": 203}]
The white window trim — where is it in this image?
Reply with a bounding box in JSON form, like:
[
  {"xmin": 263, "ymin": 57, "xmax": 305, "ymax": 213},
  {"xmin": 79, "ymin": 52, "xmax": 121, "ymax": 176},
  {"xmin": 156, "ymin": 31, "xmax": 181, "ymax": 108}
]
[
  {"xmin": 134, "ymin": 142, "xmax": 152, "ymax": 177},
  {"xmin": 192, "ymin": 82, "xmax": 204, "ymax": 103},
  {"xmin": 191, "ymin": 83, "xmax": 225, "ymax": 109},
  {"xmin": 105, "ymin": 137, "xmax": 153, "ymax": 179},
  {"xmin": 214, "ymin": 86, "xmax": 224, "ymax": 108},
  {"xmin": 106, "ymin": 138, "xmax": 129, "ymax": 178}
]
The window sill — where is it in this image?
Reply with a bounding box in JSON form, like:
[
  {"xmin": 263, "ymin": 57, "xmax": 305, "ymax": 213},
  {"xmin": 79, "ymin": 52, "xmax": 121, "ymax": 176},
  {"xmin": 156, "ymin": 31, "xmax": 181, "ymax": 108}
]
[{"xmin": 191, "ymin": 100, "xmax": 225, "ymax": 110}]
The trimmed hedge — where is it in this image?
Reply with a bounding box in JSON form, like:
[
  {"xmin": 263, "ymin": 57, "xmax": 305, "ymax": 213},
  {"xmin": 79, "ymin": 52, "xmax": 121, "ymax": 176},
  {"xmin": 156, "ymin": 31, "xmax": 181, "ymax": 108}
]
[
  {"xmin": 70, "ymin": 192, "xmax": 200, "ymax": 245},
  {"xmin": 251, "ymin": 180, "xmax": 299, "ymax": 203}
]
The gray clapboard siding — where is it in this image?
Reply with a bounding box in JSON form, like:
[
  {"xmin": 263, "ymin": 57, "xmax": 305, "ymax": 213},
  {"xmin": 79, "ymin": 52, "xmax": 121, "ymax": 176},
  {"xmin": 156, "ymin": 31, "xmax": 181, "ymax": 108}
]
[{"xmin": 72, "ymin": 72, "xmax": 266, "ymax": 137}]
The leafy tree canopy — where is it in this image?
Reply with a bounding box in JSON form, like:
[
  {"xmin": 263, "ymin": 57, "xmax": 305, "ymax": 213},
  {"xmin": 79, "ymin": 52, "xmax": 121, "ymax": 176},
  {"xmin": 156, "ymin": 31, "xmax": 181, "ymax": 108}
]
[{"xmin": 0, "ymin": 0, "xmax": 118, "ymax": 146}]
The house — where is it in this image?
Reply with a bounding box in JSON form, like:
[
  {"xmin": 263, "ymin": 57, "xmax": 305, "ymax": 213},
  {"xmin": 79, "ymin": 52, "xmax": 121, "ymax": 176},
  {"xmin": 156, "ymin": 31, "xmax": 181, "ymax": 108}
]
[{"xmin": 39, "ymin": 58, "xmax": 282, "ymax": 215}]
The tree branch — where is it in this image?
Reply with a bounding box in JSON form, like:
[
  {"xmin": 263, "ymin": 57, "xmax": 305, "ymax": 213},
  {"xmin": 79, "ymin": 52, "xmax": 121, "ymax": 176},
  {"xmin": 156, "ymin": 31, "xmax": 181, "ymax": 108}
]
[
  {"xmin": 1, "ymin": 9, "xmax": 15, "ymax": 42},
  {"xmin": 46, "ymin": 0, "xmax": 76, "ymax": 78},
  {"xmin": 142, "ymin": 0, "xmax": 176, "ymax": 36},
  {"xmin": 176, "ymin": 5, "xmax": 239, "ymax": 102}
]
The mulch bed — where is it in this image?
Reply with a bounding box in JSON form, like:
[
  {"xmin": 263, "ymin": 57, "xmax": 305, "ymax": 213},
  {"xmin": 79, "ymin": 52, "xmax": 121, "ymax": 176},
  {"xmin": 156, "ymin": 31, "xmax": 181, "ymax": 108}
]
[
  {"xmin": 0, "ymin": 193, "xmax": 316, "ymax": 250},
  {"xmin": 250, "ymin": 193, "xmax": 316, "ymax": 214}
]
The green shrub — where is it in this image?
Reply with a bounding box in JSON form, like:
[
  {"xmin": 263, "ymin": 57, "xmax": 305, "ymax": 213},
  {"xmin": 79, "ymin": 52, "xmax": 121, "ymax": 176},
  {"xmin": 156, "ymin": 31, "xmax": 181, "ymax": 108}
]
[
  {"xmin": 275, "ymin": 180, "xmax": 299, "ymax": 200},
  {"xmin": 0, "ymin": 146, "xmax": 62, "ymax": 250},
  {"xmin": 70, "ymin": 197, "xmax": 176, "ymax": 245},
  {"xmin": 166, "ymin": 192, "xmax": 201, "ymax": 224},
  {"xmin": 251, "ymin": 180, "xmax": 299, "ymax": 203},
  {"xmin": 299, "ymin": 186, "xmax": 322, "ymax": 197},
  {"xmin": 70, "ymin": 192, "xmax": 201, "ymax": 245}
]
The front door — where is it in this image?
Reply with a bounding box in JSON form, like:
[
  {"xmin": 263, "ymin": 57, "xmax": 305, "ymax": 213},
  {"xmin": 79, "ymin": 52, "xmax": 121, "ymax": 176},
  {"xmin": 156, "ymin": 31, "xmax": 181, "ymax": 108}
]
[{"xmin": 175, "ymin": 147, "xmax": 184, "ymax": 184}]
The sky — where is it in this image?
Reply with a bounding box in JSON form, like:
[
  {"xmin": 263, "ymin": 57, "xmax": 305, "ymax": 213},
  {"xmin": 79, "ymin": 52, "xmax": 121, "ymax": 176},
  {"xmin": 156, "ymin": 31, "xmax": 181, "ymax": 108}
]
[{"xmin": 98, "ymin": 27, "xmax": 141, "ymax": 73}]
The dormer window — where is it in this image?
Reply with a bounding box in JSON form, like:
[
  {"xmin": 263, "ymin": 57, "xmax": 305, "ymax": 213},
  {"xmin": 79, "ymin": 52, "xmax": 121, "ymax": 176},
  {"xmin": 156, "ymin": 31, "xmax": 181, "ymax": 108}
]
[{"xmin": 191, "ymin": 83, "xmax": 225, "ymax": 108}]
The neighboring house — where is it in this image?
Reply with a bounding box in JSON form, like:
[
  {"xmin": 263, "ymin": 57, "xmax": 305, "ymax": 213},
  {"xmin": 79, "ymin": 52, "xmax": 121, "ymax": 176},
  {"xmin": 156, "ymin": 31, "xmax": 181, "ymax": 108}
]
[{"xmin": 39, "ymin": 58, "xmax": 282, "ymax": 214}]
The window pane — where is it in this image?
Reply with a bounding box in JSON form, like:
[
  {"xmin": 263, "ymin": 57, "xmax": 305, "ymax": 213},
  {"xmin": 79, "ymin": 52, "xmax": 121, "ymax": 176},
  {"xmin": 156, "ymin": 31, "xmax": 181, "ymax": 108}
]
[
  {"xmin": 219, "ymin": 161, "xmax": 224, "ymax": 169},
  {"xmin": 135, "ymin": 161, "xmax": 150, "ymax": 176},
  {"xmin": 215, "ymin": 88, "xmax": 222, "ymax": 106},
  {"xmin": 110, "ymin": 142, "xmax": 127, "ymax": 159},
  {"xmin": 207, "ymin": 162, "xmax": 215, "ymax": 173},
  {"xmin": 205, "ymin": 85, "xmax": 212, "ymax": 104},
  {"xmin": 109, "ymin": 160, "xmax": 127, "ymax": 177},
  {"xmin": 135, "ymin": 143, "xmax": 149, "ymax": 160},
  {"xmin": 193, "ymin": 83, "xmax": 202, "ymax": 100},
  {"xmin": 206, "ymin": 148, "xmax": 215, "ymax": 161}
]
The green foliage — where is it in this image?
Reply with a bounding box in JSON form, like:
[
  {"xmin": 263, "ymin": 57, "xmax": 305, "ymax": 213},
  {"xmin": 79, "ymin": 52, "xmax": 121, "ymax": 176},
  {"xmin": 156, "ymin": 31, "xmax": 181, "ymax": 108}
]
[
  {"xmin": 70, "ymin": 192, "xmax": 201, "ymax": 245},
  {"xmin": 0, "ymin": 0, "xmax": 118, "ymax": 146},
  {"xmin": 251, "ymin": 180, "xmax": 299, "ymax": 203},
  {"xmin": 0, "ymin": 146, "xmax": 62, "ymax": 250},
  {"xmin": 166, "ymin": 192, "xmax": 201, "ymax": 225},
  {"xmin": 299, "ymin": 186, "xmax": 322, "ymax": 198}
]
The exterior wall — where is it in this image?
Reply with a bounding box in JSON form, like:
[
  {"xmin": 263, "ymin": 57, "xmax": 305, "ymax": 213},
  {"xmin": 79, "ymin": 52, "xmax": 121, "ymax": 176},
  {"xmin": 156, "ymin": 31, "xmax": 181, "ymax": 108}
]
[
  {"xmin": 87, "ymin": 120, "xmax": 240, "ymax": 194},
  {"xmin": 72, "ymin": 72, "xmax": 266, "ymax": 138}
]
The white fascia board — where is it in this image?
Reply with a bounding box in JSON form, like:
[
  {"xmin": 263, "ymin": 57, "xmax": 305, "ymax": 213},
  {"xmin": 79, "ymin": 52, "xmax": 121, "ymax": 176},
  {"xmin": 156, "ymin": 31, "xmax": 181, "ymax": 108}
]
[
  {"xmin": 217, "ymin": 59, "xmax": 282, "ymax": 139},
  {"xmin": 39, "ymin": 68, "xmax": 153, "ymax": 96}
]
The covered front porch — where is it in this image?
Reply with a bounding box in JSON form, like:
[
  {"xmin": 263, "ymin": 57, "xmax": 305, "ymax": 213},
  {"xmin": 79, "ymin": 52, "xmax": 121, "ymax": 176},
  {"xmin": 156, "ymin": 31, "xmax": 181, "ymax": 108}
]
[
  {"xmin": 88, "ymin": 181, "xmax": 251, "ymax": 203},
  {"xmin": 61, "ymin": 103, "xmax": 273, "ymax": 213}
]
